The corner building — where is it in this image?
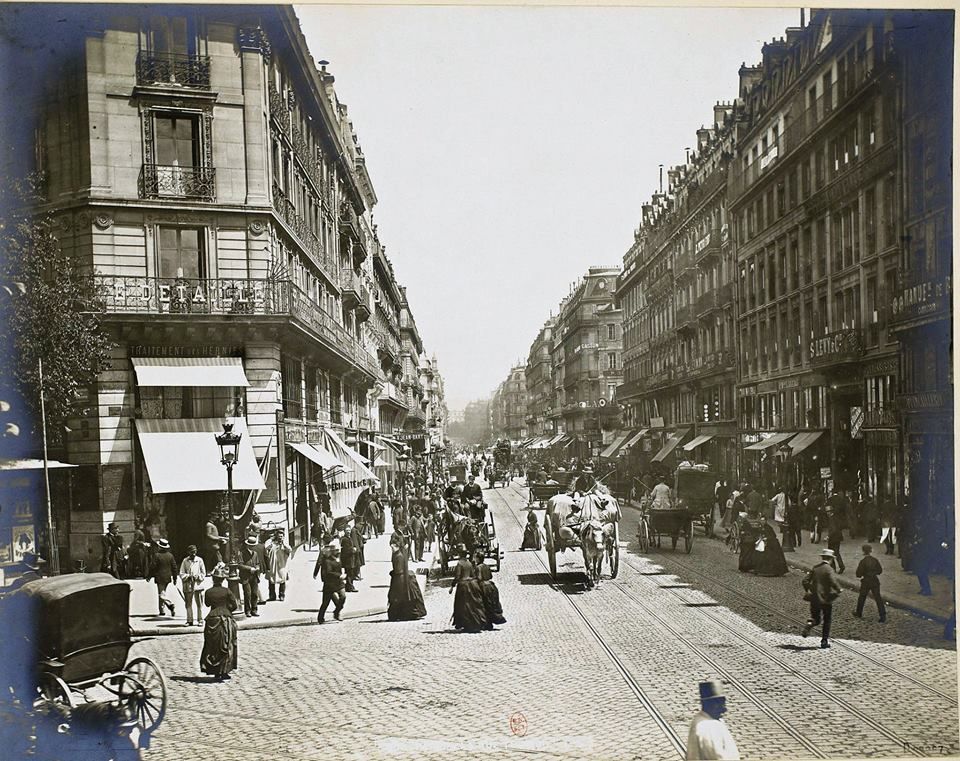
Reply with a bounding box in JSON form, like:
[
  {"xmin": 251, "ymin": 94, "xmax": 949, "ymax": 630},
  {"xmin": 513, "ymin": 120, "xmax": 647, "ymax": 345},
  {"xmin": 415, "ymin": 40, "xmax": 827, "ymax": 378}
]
[{"xmin": 9, "ymin": 4, "xmax": 432, "ymax": 564}]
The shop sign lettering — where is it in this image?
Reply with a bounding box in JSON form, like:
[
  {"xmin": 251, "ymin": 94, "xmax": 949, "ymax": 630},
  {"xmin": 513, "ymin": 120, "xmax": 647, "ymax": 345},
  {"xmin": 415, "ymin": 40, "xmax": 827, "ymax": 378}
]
[{"xmin": 891, "ymin": 276, "xmax": 951, "ymax": 318}]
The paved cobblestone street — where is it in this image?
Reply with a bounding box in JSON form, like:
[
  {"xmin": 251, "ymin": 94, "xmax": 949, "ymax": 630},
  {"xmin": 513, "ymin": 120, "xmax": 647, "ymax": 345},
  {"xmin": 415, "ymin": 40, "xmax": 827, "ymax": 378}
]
[{"xmin": 133, "ymin": 483, "xmax": 958, "ymax": 761}]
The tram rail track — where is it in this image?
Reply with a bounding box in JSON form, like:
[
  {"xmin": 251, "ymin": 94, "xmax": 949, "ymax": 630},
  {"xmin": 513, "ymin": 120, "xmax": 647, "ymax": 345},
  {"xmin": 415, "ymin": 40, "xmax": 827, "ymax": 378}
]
[
  {"xmin": 484, "ymin": 485, "xmax": 688, "ymax": 759},
  {"xmin": 507, "ymin": 481, "xmax": 956, "ymax": 707}
]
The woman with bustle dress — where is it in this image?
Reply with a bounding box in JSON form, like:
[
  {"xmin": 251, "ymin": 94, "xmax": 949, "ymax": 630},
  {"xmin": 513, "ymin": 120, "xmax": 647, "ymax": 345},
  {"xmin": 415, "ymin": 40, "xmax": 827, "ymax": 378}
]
[
  {"xmin": 387, "ymin": 533, "xmax": 427, "ymax": 621},
  {"xmin": 450, "ymin": 547, "xmax": 489, "ymax": 632},
  {"xmin": 474, "ymin": 551, "xmax": 506, "ymax": 626},
  {"xmin": 200, "ymin": 564, "xmax": 238, "ymax": 680}
]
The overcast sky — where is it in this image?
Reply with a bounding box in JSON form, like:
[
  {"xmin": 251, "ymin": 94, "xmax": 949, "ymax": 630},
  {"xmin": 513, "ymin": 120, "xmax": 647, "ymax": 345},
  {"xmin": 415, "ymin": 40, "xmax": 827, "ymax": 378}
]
[{"xmin": 296, "ymin": 4, "xmax": 799, "ymax": 411}]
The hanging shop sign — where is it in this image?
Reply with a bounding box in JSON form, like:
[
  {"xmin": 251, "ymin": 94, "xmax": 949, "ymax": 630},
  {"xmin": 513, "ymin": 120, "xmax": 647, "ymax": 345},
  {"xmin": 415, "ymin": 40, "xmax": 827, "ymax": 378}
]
[
  {"xmin": 738, "ymin": 385, "xmax": 757, "ymax": 397},
  {"xmin": 891, "ymin": 275, "xmax": 951, "ymax": 321}
]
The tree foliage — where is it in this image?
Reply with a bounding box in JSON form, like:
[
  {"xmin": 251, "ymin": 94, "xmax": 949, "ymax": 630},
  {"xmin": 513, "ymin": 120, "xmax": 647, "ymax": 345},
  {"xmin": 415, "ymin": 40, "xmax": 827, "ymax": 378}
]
[{"xmin": 0, "ymin": 178, "xmax": 113, "ymax": 450}]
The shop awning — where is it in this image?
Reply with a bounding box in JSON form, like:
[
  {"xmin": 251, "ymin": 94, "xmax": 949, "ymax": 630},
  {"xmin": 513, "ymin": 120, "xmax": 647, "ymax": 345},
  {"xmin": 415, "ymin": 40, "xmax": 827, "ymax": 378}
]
[
  {"xmin": 600, "ymin": 431, "xmax": 632, "ymax": 459},
  {"xmin": 682, "ymin": 434, "xmax": 714, "ymax": 452},
  {"xmin": 131, "ymin": 357, "xmax": 249, "ymax": 387},
  {"xmin": 546, "ymin": 434, "xmax": 567, "ymax": 448},
  {"xmin": 621, "ymin": 428, "xmax": 649, "ymax": 450},
  {"xmin": 323, "ymin": 429, "xmax": 379, "ymax": 483},
  {"xmin": 744, "ymin": 432, "xmax": 796, "ymax": 451},
  {"xmin": 651, "ymin": 428, "xmax": 690, "ymax": 462},
  {"xmin": 561, "ymin": 435, "xmax": 578, "ymax": 449},
  {"xmin": 377, "ymin": 435, "xmax": 408, "ymax": 455},
  {"xmin": 0, "ymin": 459, "xmax": 78, "ymax": 471},
  {"xmin": 367, "ymin": 441, "xmax": 386, "ymax": 452},
  {"xmin": 787, "ymin": 430, "xmax": 825, "ymax": 455},
  {"xmin": 288, "ymin": 441, "xmax": 346, "ymax": 472},
  {"xmin": 135, "ymin": 417, "xmax": 266, "ymax": 494}
]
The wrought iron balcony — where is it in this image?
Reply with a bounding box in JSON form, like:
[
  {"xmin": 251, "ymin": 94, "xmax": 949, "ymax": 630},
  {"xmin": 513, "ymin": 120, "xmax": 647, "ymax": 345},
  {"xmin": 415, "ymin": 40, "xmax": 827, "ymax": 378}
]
[
  {"xmin": 693, "ymin": 349, "xmax": 735, "ymax": 375},
  {"xmin": 140, "ymin": 164, "xmax": 215, "ymax": 201},
  {"xmin": 341, "ymin": 271, "xmax": 361, "ymax": 309},
  {"xmin": 696, "ymin": 289, "xmax": 719, "ymax": 317},
  {"xmin": 136, "ymin": 51, "xmax": 211, "ymax": 89},
  {"xmin": 694, "ymin": 228, "xmax": 721, "ymax": 262},
  {"xmin": 809, "ymin": 327, "xmax": 864, "ymax": 367},
  {"xmin": 355, "ymin": 286, "xmax": 372, "ymax": 322},
  {"xmin": 271, "ymin": 183, "xmax": 334, "ymax": 280},
  {"xmin": 676, "ymin": 303, "xmax": 696, "ymax": 331},
  {"xmin": 674, "ymin": 249, "xmax": 695, "ymax": 275}
]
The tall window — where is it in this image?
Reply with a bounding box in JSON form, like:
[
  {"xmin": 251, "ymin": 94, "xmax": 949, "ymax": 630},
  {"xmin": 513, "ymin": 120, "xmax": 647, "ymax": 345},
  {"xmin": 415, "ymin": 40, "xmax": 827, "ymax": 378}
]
[
  {"xmin": 147, "ymin": 15, "xmax": 197, "ymax": 56},
  {"xmin": 156, "ymin": 113, "xmax": 200, "ymax": 168},
  {"xmin": 158, "ymin": 227, "xmax": 205, "ymax": 279},
  {"xmin": 607, "ymin": 352, "xmax": 618, "ymax": 370}
]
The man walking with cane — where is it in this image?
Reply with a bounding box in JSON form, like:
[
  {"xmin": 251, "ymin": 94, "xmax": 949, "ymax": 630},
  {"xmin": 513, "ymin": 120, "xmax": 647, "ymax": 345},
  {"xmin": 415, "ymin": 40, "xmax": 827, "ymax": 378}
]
[{"xmin": 802, "ymin": 548, "xmax": 843, "ymax": 648}]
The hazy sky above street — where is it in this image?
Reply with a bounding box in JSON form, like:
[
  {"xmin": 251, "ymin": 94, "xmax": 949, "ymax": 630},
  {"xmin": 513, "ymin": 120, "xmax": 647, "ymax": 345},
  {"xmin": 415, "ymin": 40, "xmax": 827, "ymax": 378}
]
[{"xmin": 297, "ymin": 4, "xmax": 799, "ymax": 411}]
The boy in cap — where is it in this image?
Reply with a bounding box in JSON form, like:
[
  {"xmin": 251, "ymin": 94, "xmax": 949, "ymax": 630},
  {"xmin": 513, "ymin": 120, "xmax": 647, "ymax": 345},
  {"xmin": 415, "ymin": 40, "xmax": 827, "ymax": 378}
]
[
  {"xmin": 802, "ymin": 548, "xmax": 843, "ymax": 648},
  {"xmin": 686, "ymin": 679, "xmax": 740, "ymax": 759},
  {"xmin": 854, "ymin": 544, "xmax": 886, "ymax": 622}
]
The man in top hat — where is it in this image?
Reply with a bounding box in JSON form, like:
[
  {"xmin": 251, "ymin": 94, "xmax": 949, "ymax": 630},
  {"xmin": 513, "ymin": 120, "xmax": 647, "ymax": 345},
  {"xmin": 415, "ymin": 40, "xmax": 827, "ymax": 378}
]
[
  {"xmin": 686, "ymin": 679, "xmax": 740, "ymax": 759},
  {"xmin": 237, "ymin": 535, "xmax": 263, "ymax": 616},
  {"xmin": 802, "ymin": 548, "xmax": 843, "ymax": 648},
  {"xmin": 149, "ymin": 539, "xmax": 178, "ymax": 617},
  {"xmin": 101, "ymin": 522, "xmax": 125, "ymax": 578}
]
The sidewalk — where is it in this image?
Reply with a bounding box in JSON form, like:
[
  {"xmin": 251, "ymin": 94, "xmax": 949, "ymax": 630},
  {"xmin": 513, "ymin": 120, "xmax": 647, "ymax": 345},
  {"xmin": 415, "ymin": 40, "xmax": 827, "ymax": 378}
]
[
  {"xmin": 129, "ymin": 522, "xmax": 433, "ymax": 636},
  {"xmin": 620, "ymin": 498, "xmax": 955, "ymax": 624}
]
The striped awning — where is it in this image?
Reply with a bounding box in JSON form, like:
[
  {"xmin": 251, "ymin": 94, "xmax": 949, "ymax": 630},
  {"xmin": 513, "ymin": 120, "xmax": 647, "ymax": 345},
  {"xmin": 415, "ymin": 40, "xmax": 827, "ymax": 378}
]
[
  {"xmin": 744, "ymin": 432, "xmax": 796, "ymax": 451},
  {"xmin": 288, "ymin": 441, "xmax": 345, "ymax": 472},
  {"xmin": 323, "ymin": 429, "xmax": 379, "ymax": 483},
  {"xmin": 131, "ymin": 356, "xmax": 249, "ymax": 387},
  {"xmin": 600, "ymin": 431, "xmax": 632, "ymax": 459}
]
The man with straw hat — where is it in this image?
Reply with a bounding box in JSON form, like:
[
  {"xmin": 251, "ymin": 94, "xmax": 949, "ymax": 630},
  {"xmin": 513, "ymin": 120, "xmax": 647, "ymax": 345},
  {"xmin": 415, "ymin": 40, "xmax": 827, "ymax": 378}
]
[{"xmin": 802, "ymin": 548, "xmax": 843, "ymax": 648}]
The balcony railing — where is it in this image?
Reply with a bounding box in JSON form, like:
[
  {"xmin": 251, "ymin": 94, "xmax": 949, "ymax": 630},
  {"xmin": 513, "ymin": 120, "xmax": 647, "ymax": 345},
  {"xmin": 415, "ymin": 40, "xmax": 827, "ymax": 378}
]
[
  {"xmin": 809, "ymin": 327, "xmax": 864, "ymax": 367},
  {"xmin": 674, "ymin": 249, "xmax": 694, "ymax": 274},
  {"xmin": 92, "ymin": 275, "xmax": 380, "ymax": 378},
  {"xmin": 647, "ymin": 367, "xmax": 674, "ymax": 388},
  {"xmin": 140, "ymin": 164, "xmax": 215, "ymax": 201},
  {"xmin": 355, "ymin": 285, "xmax": 372, "ymax": 322},
  {"xmin": 341, "ymin": 270, "xmax": 361, "ymax": 308},
  {"xmin": 268, "ymin": 83, "xmax": 290, "ymax": 131},
  {"xmin": 136, "ymin": 51, "xmax": 211, "ymax": 89},
  {"xmin": 272, "ymin": 183, "xmax": 334, "ymax": 279},
  {"xmin": 695, "ymin": 228, "xmax": 721, "ymax": 262},
  {"xmin": 676, "ymin": 303, "xmax": 696, "ymax": 330},
  {"xmin": 693, "ymin": 349, "xmax": 735, "ymax": 375},
  {"xmin": 696, "ymin": 290, "xmax": 719, "ymax": 317}
]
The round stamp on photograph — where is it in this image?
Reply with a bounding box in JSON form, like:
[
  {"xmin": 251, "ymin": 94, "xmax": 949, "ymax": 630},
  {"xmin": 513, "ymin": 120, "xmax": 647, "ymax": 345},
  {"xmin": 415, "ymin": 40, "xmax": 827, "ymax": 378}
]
[{"xmin": 509, "ymin": 711, "xmax": 528, "ymax": 737}]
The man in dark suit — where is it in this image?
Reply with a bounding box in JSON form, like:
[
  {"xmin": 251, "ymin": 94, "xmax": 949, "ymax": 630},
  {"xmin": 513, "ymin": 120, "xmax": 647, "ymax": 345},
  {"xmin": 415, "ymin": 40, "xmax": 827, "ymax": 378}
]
[
  {"xmin": 824, "ymin": 501, "xmax": 847, "ymax": 573},
  {"xmin": 313, "ymin": 540, "xmax": 345, "ymax": 623},
  {"xmin": 340, "ymin": 525, "xmax": 359, "ymax": 593},
  {"xmin": 149, "ymin": 539, "xmax": 178, "ymax": 617},
  {"xmin": 409, "ymin": 507, "xmax": 425, "ymax": 562},
  {"xmin": 237, "ymin": 536, "xmax": 263, "ymax": 616},
  {"xmin": 802, "ymin": 548, "xmax": 843, "ymax": 648}
]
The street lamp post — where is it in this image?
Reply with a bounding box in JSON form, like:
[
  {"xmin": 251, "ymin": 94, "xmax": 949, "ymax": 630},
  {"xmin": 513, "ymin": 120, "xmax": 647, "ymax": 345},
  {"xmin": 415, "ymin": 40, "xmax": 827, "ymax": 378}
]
[
  {"xmin": 397, "ymin": 453, "xmax": 410, "ymax": 513},
  {"xmin": 215, "ymin": 421, "xmax": 242, "ymax": 566}
]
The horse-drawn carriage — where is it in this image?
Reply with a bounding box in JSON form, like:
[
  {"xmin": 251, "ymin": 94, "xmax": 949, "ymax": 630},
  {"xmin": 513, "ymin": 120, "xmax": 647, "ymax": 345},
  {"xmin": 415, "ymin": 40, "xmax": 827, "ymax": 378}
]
[
  {"xmin": 638, "ymin": 466, "xmax": 719, "ymax": 553},
  {"xmin": 526, "ymin": 469, "xmax": 594, "ymax": 508},
  {"xmin": 448, "ymin": 463, "xmax": 467, "ymax": 484},
  {"xmin": 542, "ymin": 491, "xmax": 621, "ymax": 587},
  {"xmin": 436, "ymin": 500, "xmax": 502, "ymax": 573},
  {"xmin": 3, "ymin": 573, "xmax": 167, "ymax": 734}
]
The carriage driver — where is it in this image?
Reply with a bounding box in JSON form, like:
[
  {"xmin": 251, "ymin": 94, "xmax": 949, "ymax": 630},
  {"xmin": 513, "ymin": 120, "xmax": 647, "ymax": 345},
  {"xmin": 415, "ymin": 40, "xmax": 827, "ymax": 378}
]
[{"xmin": 558, "ymin": 496, "xmax": 584, "ymax": 549}]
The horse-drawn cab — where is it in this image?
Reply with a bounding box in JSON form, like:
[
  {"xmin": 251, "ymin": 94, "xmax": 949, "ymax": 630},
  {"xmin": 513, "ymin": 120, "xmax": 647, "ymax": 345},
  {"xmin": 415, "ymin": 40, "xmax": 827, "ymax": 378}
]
[
  {"xmin": 641, "ymin": 465, "xmax": 720, "ymax": 553},
  {"xmin": 1, "ymin": 573, "xmax": 167, "ymax": 737},
  {"xmin": 542, "ymin": 489, "xmax": 621, "ymax": 587}
]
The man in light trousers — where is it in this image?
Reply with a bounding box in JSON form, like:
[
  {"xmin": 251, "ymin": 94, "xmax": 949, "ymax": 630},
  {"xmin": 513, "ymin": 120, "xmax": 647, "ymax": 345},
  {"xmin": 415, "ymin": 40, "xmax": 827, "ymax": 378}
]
[{"xmin": 178, "ymin": 544, "xmax": 206, "ymax": 626}]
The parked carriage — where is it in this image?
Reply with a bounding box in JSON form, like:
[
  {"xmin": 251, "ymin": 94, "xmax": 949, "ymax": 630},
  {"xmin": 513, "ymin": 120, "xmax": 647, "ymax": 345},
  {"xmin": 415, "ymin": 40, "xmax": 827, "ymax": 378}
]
[
  {"xmin": 4, "ymin": 573, "xmax": 167, "ymax": 734},
  {"xmin": 542, "ymin": 492, "xmax": 621, "ymax": 586},
  {"xmin": 436, "ymin": 501, "xmax": 502, "ymax": 573},
  {"xmin": 643, "ymin": 466, "xmax": 720, "ymax": 553}
]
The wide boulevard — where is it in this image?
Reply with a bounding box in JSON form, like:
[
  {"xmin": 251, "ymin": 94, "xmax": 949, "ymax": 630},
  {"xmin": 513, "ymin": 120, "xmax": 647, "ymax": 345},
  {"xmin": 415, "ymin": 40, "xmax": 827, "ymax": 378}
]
[{"xmin": 133, "ymin": 481, "xmax": 958, "ymax": 761}]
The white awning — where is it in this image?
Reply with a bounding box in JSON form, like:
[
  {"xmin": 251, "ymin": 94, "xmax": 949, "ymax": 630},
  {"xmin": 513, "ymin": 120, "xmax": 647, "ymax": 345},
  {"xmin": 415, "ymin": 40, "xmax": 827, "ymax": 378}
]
[
  {"xmin": 600, "ymin": 431, "xmax": 632, "ymax": 459},
  {"xmin": 651, "ymin": 428, "xmax": 690, "ymax": 463},
  {"xmin": 377, "ymin": 435, "xmax": 408, "ymax": 455},
  {"xmin": 131, "ymin": 357, "xmax": 249, "ymax": 387},
  {"xmin": 323, "ymin": 429, "xmax": 379, "ymax": 484},
  {"xmin": 288, "ymin": 441, "xmax": 346, "ymax": 472},
  {"xmin": 135, "ymin": 417, "xmax": 266, "ymax": 494},
  {"xmin": 787, "ymin": 430, "xmax": 825, "ymax": 455},
  {"xmin": 622, "ymin": 428, "xmax": 649, "ymax": 450},
  {"xmin": 0, "ymin": 459, "xmax": 78, "ymax": 471},
  {"xmin": 682, "ymin": 434, "xmax": 714, "ymax": 451},
  {"xmin": 744, "ymin": 432, "xmax": 796, "ymax": 451}
]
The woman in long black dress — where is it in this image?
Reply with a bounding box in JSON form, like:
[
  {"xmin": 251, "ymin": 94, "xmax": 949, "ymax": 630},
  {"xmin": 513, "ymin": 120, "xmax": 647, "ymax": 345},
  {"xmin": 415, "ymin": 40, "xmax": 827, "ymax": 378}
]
[
  {"xmin": 520, "ymin": 511, "xmax": 542, "ymax": 550},
  {"xmin": 474, "ymin": 551, "xmax": 506, "ymax": 627},
  {"xmin": 738, "ymin": 517, "xmax": 762, "ymax": 572},
  {"xmin": 753, "ymin": 521, "xmax": 788, "ymax": 576},
  {"xmin": 200, "ymin": 565, "xmax": 238, "ymax": 680},
  {"xmin": 450, "ymin": 549, "xmax": 487, "ymax": 632},
  {"xmin": 388, "ymin": 535, "xmax": 427, "ymax": 620}
]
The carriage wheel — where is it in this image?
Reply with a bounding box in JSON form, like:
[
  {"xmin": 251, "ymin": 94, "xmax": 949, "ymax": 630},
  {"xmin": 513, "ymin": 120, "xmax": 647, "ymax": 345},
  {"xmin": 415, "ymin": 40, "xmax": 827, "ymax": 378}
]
[
  {"xmin": 118, "ymin": 657, "xmax": 167, "ymax": 733},
  {"xmin": 544, "ymin": 513, "xmax": 557, "ymax": 579},
  {"xmin": 637, "ymin": 521, "xmax": 650, "ymax": 554},
  {"xmin": 608, "ymin": 535, "xmax": 620, "ymax": 579},
  {"xmin": 685, "ymin": 521, "xmax": 694, "ymax": 554},
  {"xmin": 37, "ymin": 673, "xmax": 75, "ymax": 708}
]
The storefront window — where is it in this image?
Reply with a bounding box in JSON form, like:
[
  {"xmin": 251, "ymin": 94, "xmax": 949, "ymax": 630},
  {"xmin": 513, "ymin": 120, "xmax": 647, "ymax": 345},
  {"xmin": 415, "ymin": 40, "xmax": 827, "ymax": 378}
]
[{"xmin": 138, "ymin": 386, "xmax": 235, "ymax": 419}]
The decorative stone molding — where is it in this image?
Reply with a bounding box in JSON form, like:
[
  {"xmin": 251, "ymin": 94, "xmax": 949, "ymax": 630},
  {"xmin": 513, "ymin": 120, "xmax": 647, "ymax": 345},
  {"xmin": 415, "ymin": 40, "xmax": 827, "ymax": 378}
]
[
  {"xmin": 238, "ymin": 26, "xmax": 272, "ymax": 62},
  {"xmin": 93, "ymin": 213, "xmax": 113, "ymax": 230},
  {"xmin": 248, "ymin": 219, "xmax": 268, "ymax": 236}
]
